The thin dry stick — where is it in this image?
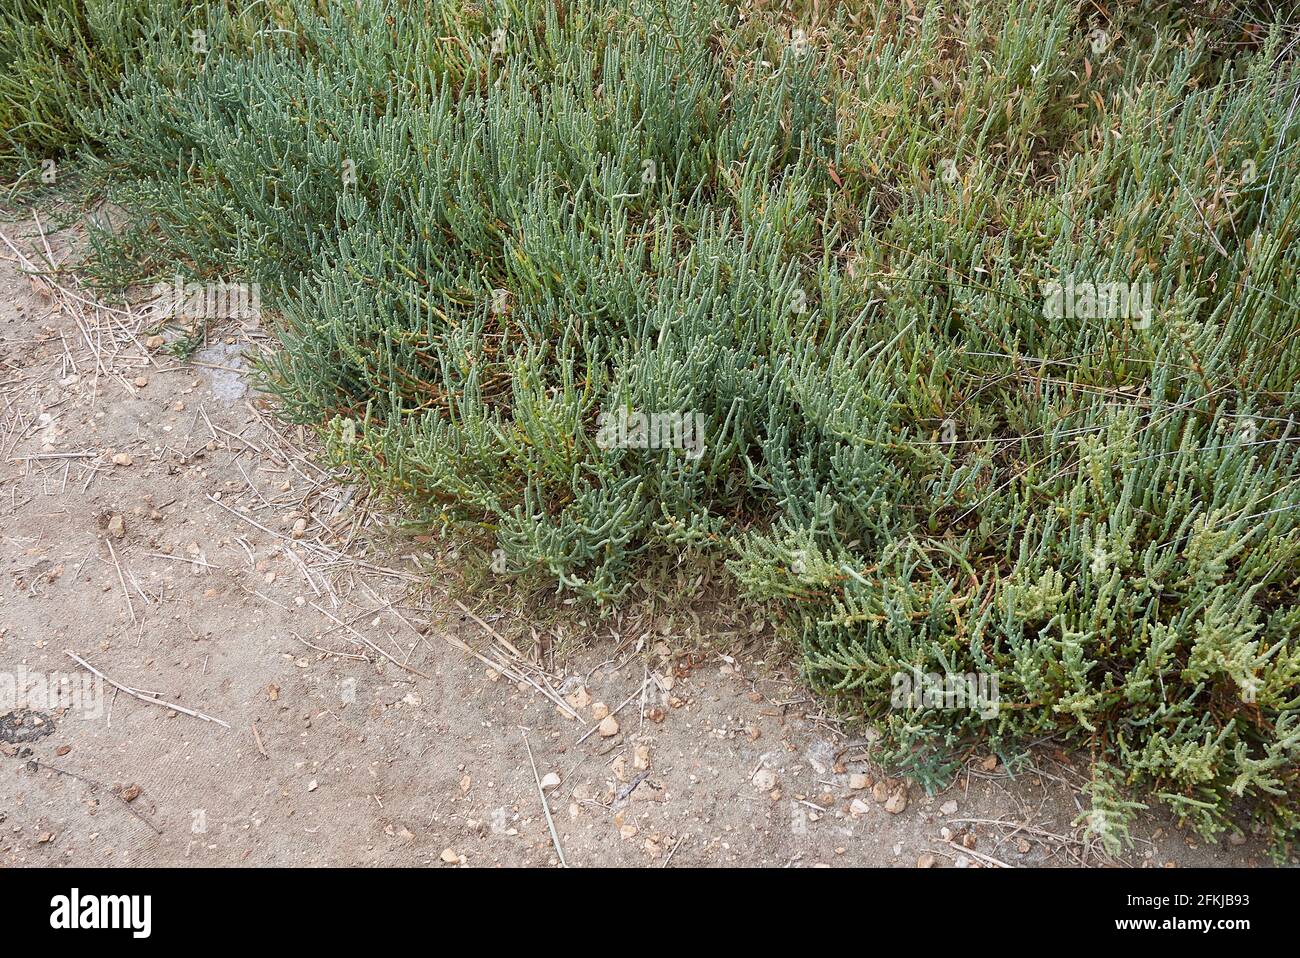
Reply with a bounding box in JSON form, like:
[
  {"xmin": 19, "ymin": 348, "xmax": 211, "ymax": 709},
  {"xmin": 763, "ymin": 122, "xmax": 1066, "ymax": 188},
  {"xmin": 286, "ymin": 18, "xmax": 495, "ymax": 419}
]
[
  {"xmin": 638, "ymin": 663, "xmax": 649, "ymax": 733},
  {"xmin": 8, "ymin": 451, "xmax": 97, "ymax": 461},
  {"xmin": 243, "ymin": 586, "xmax": 292, "ymax": 611},
  {"xmin": 440, "ymin": 633, "xmax": 576, "ymax": 717},
  {"xmin": 451, "ymin": 605, "xmax": 579, "ymax": 719},
  {"xmin": 454, "ymin": 599, "xmax": 527, "ymax": 660},
  {"xmin": 308, "ymin": 600, "xmax": 430, "ymax": 679},
  {"xmin": 662, "ymin": 834, "xmax": 687, "ymax": 867},
  {"xmin": 0, "ymin": 228, "xmax": 132, "ymax": 316},
  {"xmin": 207, "ymin": 493, "xmax": 418, "ymax": 581},
  {"xmin": 145, "ymin": 551, "xmax": 225, "ymax": 571},
  {"xmin": 104, "ymin": 539, "xmax": 137, "ymax": 624},
  {"xmin": 64, "ymin": 650, "xmax": 230, "ymax": 729},
  {"xmin": 442, "ymin": 632, "xmax": 523, "ymax": 680},
  {"xmin": 251, "ymin": 723, "xmax": 269, "ymax": 759},
  {"xmin": 31, "ymin": 759, "xmax": 163, "ymax": 835},
  {"xmin": 521, "ymin": 728, "xmax": 567, "ymax": 868},
  {"xmin": 938, "ymin": 838, "xmax": 1013, "ymax": 868},
  {"xmin": 291, "ymin": 629, "xmax": 371, "ymax": 663},
  {"xmin": 946, "ymin": 818, "xmax": 1082, "ymax": 846},
  {"xmin": 495, "ymin": 651, "xmax": 575, "ymax": 717}
]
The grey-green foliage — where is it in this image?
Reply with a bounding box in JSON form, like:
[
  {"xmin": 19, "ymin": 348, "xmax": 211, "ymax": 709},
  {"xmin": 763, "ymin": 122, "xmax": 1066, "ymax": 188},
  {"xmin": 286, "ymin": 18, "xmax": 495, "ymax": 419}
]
[{"xmin": 31, "ymin": 0, "xmax": 1300, "ymax": 850}]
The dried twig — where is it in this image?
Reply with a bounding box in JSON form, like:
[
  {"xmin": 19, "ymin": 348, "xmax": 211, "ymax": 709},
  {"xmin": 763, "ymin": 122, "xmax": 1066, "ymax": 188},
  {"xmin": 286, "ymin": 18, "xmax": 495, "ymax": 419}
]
[
  {"xmin": 521, "ymin": 728, "xmax": 567, "ymax": 868},
  {"xmin": 104, "ymin": 539, "xmax": 137, "ymax": 624},
  {"xmin": 454, "ymin": 599, "xmax": 527, "ymax": 660},
  {"xmin": 29, "ymin": 759, "xmax": 163, "ymax": 835},
  {"xmin": 251, "ymin": 723, "xmax": 269, "ymax": 759},
  {"xmin": 937, "ymin": 838, "xmax": 1014, "ymax": 869},
  {"xmin": 64, "ymin": 650, "xmax": 231, "ymax": 729},
  {"xmin": 662, "ymin": 834, "xmax": 687, "ymax": 867},
  {"xmin": 308, "ymin": 601, "xmax": 430, "ymax": 679}
]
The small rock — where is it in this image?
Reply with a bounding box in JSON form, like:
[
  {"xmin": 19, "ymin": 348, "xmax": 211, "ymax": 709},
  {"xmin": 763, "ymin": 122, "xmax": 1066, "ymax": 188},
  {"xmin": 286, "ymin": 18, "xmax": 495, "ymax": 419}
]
[
  {"xmin": 134, "ymin": 376, "xmax": 149, "ymax": 388},
  {"xmin": 849, "ymin": 772, "xmax": 871, "ymax": 790},
  {"xmin": 916, "ymin": 853, "xmax": 936, "ymax": 868},
  {"xmin": 597, "ymin": 715, "xmax": 620, "ymax": 738},
  {"xmin": 120, "ymin": 784, "xmax": 142, "ymax": 803},
  {"xmin": 884, "ymin": 790, "xmax": 908, "ymax": 815},
  {"xmin": 849, "ymin": 798, "xmax": 870, "ymax": 817},
  {"xmin": 939, "ymin": 800, "xmax": 958, "ymax": 815},
  {"xmin": 111, "ymin": 453, "xmax": 133, "ymax": 466},
  {"xmin": 145, "ymin": 335, "xmax": 165, "ymax": 350},
  {"xmin": 306, "ymin": 779, "xmax": 319, "ymax": 792},
  {"xmin": 54, "ymin": 745, "xmax": 71, "ymax": 757},
  {"xmin": 106, "ymin": 514, "xmax": 126, "ymax": 539},
  {"xmin": 440, "ymin": 848, "xmax": 459, "ymax": 863},
  {"xmin": 752, "ymin": 768, "xmax": 777, "ymax": 791},
  {"xmin": 591, "ymin": 702, "xmax": 610, "ymax": 721},
  {"xmin": 539, "ymin": 772, "xmax": 561, "ymax": 790}
]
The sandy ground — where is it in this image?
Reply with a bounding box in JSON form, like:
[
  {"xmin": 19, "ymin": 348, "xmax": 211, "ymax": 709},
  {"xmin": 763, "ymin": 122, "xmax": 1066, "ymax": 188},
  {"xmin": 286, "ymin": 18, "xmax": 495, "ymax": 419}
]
[{"xmin": 0, "ymin": 207, "xmax": 1269, "ymax": 868}]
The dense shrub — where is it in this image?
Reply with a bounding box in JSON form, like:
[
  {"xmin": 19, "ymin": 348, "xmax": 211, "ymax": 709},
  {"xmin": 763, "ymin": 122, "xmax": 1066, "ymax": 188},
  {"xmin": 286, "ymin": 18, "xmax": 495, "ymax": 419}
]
[
  {"xmin": 3, "ymin": 0, "xmax": 166, "ymax": 182},
  {"xmin": 9, "ymin": 0, "xmax": 1300, "ymax": 852}
]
